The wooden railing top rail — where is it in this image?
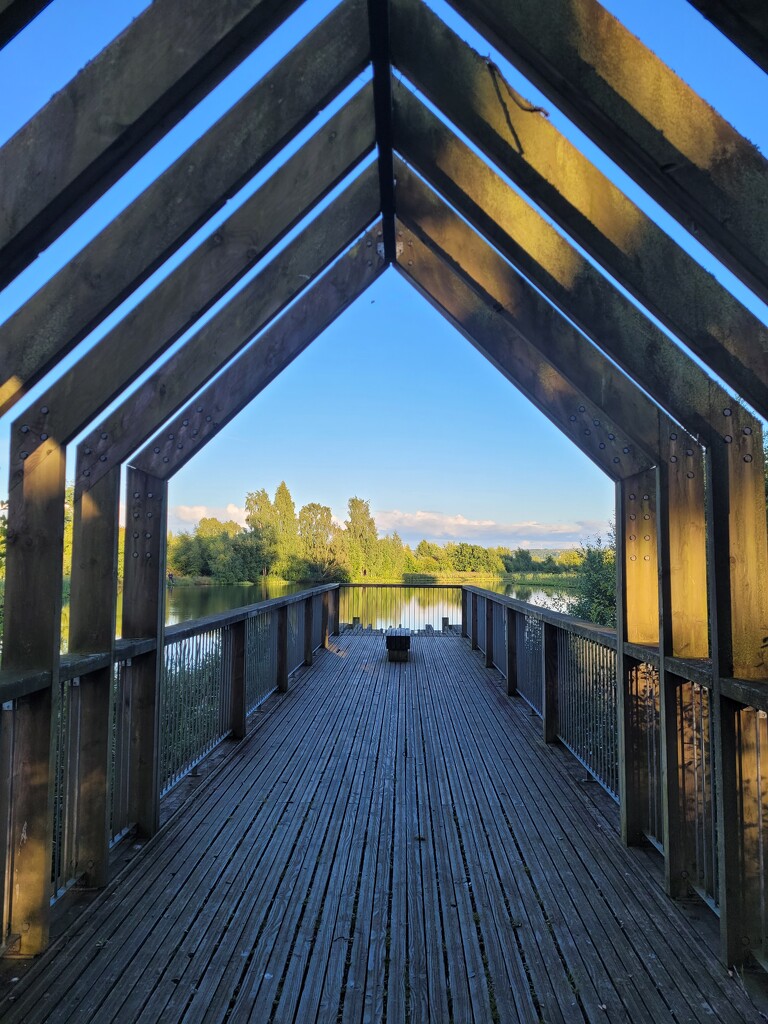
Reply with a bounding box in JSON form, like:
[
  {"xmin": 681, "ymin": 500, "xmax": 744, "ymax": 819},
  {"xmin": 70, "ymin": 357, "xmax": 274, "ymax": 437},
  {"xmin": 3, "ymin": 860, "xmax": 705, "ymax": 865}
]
[
  {"xmin": 341, "ymin": 582, "xmax": 461, "ymax": 589},
  {"xmin": 461, "ymin": 584, "xmax": 618, "ymax": 648},
  {"xmin": 0, "ymin": 582, "xmax": 339, "ymax": 702}
]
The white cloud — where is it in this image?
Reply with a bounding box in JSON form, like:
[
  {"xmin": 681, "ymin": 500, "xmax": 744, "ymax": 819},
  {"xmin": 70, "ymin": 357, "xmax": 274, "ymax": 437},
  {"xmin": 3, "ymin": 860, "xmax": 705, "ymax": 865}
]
[
  {"xmin": 373, "ymin": 508, "xmax": 609, "ymax": 548},
  {"xmin": 169, "ymin": 503, "xmax": 247, "ymax": 533},
  {"xmin": 167, "ymin": 501, "xmax": 608, "ymax": 549}
]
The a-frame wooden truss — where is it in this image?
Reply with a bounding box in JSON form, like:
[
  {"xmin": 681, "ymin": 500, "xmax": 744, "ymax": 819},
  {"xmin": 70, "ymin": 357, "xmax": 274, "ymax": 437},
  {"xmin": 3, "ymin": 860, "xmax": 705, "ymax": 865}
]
[{"xmin": 1, "ymin": 0, "xmax": 768, "ymax": 967}]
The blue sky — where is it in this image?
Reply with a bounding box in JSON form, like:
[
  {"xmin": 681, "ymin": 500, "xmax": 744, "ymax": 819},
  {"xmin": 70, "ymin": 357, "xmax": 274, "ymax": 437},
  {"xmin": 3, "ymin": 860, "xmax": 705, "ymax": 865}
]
[{"xmin": 1, "ymin": 0, "xmax": 767, "ymax": 548}]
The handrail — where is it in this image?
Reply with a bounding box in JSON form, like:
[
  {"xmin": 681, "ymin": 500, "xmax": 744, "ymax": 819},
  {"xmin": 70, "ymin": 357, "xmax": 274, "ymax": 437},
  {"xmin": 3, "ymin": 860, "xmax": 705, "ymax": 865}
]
[{"xmin": 0, "ymin": 582, "xmax": 340, "ymax": 701}]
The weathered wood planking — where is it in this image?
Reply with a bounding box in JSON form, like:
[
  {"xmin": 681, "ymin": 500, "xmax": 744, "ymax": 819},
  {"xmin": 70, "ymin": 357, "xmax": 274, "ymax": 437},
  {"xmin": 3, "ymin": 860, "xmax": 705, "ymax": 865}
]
[
  {"xmin": 0, "ymin": 0, "xmax": 306, "ymax": 287},
  {"xmin": 395, "ymin": 219, "xmax": 654, "ymax": 480},
  {"xmin": 2, "ymin": 635, "xmax": 759, "ymax": 1023},
  {"xmin": 447, "ymin": 0, "xmax": 768, "ymax": 299},
  {"xmin": 390, "ymin": 0, "xmax": 768, "ymax": 418},
  {"xmin": 0, "ymin": 0, "xmax": 370, "ymax": 415}
]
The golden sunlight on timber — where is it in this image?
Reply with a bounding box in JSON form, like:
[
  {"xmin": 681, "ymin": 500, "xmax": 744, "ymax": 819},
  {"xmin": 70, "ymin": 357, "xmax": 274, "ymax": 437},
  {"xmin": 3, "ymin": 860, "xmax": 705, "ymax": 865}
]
[
  {"xmin": 0, "ymin": 374, "xmax": 25, "ymax": 415},
  {"xmin": 471, "ymin": 58, "xmax": 649, "ymax": 254},
  {"xmin": 572, "ymin": 1, "xmax": 728, "ymax": 173}
]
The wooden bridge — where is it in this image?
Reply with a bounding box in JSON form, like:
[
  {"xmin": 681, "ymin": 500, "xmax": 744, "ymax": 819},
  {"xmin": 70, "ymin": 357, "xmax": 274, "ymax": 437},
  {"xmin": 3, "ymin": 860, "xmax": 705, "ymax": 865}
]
[
  {"xmin": 1, "ymin": 607, "xmax": 764, "ymax": 1023},
  {"xmin": 3, "ymin": 0, "xmax": 768, "ymax": 1015}
]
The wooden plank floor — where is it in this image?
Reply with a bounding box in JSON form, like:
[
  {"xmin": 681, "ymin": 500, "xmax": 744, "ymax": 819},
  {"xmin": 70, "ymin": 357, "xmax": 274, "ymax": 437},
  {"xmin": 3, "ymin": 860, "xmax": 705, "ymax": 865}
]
[{"xmin": 1, "ymin": 634, "xmax": 763, "ymax": 1023}]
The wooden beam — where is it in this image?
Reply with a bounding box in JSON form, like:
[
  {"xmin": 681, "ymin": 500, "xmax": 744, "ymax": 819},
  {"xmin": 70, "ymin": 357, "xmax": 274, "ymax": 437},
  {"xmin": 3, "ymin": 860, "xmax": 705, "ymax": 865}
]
[
  {"xmin": 0, "ymin": 0, "xmax": 51, "ymax": 48},
  {"xmin": 131, "ymin": 225, "xmax": 387, "ymax": 480},
  {"xmin": 395, "ymin": 221, "xmax": 651, "ymax": 481},
  {"xmin": 9, "ymin": 86, "xmax": 376, "ymax": 476},
  {"xmin": 390, "ymin": 0, "xmax": 768, "ymax": 418},
  {"xmin": 446, "ymin": 0, "xmax": 768, "ymax": 299},
  {"xmin": 0, "ymin": 0, "xmax": 370, "ymax": 414},
  {"xmin": 686, "ymin": 1, "xmax": 768, "ymax": 77},
  {"xmin": 122, "ymin": 470, "xmax": 167, "ymax": 837},
  {"xmin": 616, "ymin": 470, "xmax": 660, "ymax": 845},
  {"xmin": 393, "ymin": 97, "xmax": 739, "ymax": 444},
  {"xmin": 74, "ymin": 164, "xmax": 380, "ymax": 495},
  {"xmin": 367, "ymin": 0, "xmax": 396, "ymax": 261},
  {"xmin": 395, "ymin": 170, "xmax": 667, "ymax": 460},
  {"xmin": 68, "ymin": 467, "xmax": 121, "ymax": 887},
  {"xmin": 0, "ymin": 0, "xmax": 307, "ymax": 285},
  {"xmin": 1, "ymin": 441, "xmax": 65, "ymax": 955}
]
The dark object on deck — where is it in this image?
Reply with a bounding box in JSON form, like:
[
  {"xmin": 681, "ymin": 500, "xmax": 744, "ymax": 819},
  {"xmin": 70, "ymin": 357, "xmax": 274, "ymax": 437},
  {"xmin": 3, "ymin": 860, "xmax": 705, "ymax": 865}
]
[{"xmin": 386, "ymin": 627, "xmax": 411, "ymax": 662}]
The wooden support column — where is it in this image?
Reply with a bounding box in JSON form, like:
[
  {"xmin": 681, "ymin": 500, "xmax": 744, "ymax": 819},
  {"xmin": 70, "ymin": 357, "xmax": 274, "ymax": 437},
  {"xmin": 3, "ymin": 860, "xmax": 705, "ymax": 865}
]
[
  {"xmin": 322, "ymin": 592, "xmax": 331, "ymax": 648},
  {"xmin": 331, "ymin": 589, "xmax": 340, "ymax": 638},
  {"xmin": 656, "ymin": 427, "xmax": 709, "ymax": 897},
  {"xmin": 304, "ymin": 598, "xmax": 314, "ymax": 667},
  {"xmin": 542, "ymin": 623, "xmax": 559, "ymax": 744},
  {"xmin": 506, "ymin": 607, "xmax": 518, "ymax": 697},
  {"xmin": 122, "ymin": 469, "xmax": 167, "ymax": 838},
  {"xmin": 3, "ymin": 438, "xmax": 66, "ymax": 954},
  {"xmin": 276, "ymin": 606, "xmax": 289, "ymax": 694},
  {"xmin": 68, "ymin": 466, "xmax": 121, "ymax": 887},
  {"xmin": 471, "ymin": 593, "xmax": 479, "ymax": 650},
  {"xmin": 616, "ymin": 469, "xmax": 660, "ymax": 846},
  {"xmin": 705, "ymin": 410, "xmax": 768, "ymax": 964},
  {"xmin": 485, "ymin": 598, "xmax": 494, "ymax": 668},
  {"xmin": 228, "ymin": 621, "xmax": 247, "ymax": 741},
  {"xmin": 461, "ymin": 589, "xmax": 468, "ymax": 638}
]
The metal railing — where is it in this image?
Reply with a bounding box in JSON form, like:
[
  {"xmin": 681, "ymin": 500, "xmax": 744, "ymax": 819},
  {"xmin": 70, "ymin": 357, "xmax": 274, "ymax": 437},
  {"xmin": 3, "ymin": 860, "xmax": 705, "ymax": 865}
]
[
  {"xmin": 2, "ymin": 583, "xmax": 337, "ymax": 917},
  {"xmin": 463, "ymin": 585, "xmax": 618, "ymax": 797},
  {"xmin": 338, "ymin": 584, "xmax": 461, "ymax": 634}
]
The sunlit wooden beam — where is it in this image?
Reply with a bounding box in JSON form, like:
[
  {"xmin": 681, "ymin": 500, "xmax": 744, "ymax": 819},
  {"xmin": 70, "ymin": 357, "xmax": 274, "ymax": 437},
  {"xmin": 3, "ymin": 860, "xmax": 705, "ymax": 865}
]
[
  {"xmin": 390, "ymin": 0, "xmax": 768, "ymax": 416},
  {"xmin": 130, "ymin": 225, "xmax": 386, "ymax": 480},
  {"xmin": 0, "ymin": 0, "xmax": 370, "ymax": 414},
  {"xmin": 447, "ymin": 0, "xmax": 768, "ymax": 299},
  {"xmin": 74, "ymin": 166, "xmax": 380, "ymax": 496},
  {"xmin": 396, "ymin": 221, "xmax": 653, "ymax": 481},
  {"xmin": 0, "ymin": 0, "xmax": 307, "ymax": 285},
  {"xmin": 9, "ymin": 86, "xmax": 376, "ymax": 498}
]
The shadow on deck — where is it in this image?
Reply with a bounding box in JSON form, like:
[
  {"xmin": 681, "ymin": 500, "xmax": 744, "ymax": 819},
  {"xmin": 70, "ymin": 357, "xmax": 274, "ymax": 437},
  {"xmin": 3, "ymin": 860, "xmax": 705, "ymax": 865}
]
[{"xmin": 1, "ymin": 634, "xmax": 762, "ymax": 1023}]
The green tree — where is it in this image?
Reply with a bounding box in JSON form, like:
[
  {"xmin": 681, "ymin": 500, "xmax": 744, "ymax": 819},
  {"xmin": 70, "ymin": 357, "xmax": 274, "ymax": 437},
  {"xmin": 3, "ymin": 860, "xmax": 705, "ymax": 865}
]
[
  {"xmin": 344, "ymin": 496, "xmax": 378, "ymax": 579},
  {"xmin": 245, "ymin": 488, "xmax": 278, "ymax": 573},
  {"xmin": 570, "ymin": 529, "xmax": 616, "ymax": 627},
  {"xmin": 273, "ymin": 481, "xmax": 298, "ymax": 576},
  {"xmin": 298, "ymin": 502, "xmax": 334, "ymax": 576}
]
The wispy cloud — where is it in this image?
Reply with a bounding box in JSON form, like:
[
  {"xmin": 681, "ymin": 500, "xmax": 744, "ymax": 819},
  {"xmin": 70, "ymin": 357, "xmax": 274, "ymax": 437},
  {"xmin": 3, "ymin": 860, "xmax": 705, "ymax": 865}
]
[
  {"xmin": 170, "ymin": 503, "xmax": 247, "ymax": 533},
  {"xmin": 168, "ymin": 502, "xmax": 608, "ymax": 549},
  {"xmin": 373, "ymin": 508, "xmax": 609, "ymax": 548}
]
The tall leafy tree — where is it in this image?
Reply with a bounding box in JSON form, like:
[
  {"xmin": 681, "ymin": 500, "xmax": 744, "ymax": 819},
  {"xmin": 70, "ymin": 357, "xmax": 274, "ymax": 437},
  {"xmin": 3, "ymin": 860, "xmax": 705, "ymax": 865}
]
[
  {"xmin": 273, "ymin": 481, "xmax": 298, "ymax": 576},
  {"xmin": 298, "ymin": 502, "xmax": 334, "ymax": 574},
  {"xmin": 344, "ymin": 496, "xmax": 378, "ymax": 579}
]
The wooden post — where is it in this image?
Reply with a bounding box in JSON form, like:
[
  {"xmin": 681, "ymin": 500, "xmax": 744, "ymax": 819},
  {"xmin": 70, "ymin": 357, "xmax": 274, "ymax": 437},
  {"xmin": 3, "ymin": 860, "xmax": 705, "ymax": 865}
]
[
  {"xmin": 542, "ymin": 623, "xmax": 559, "ymax": 744},
  {"xmin": 276, "ymin": 606, "xmax": 289, "ymax": 693},
  {"xmin": 304, "ymin": 597, "xmax": 314, "ymax": 666},
  {"xmin": 322, "ymin": 591, "xmax": 330, "ymax": 649},
  {"xmin": 656, "ymin": 429, "xmax": 709, "ymax": 898},
  {"xmin": 3, "ymin": 439, "xmax": 66, "ymax": 954},
  {"xmin": 461, "ymin": 589, "xmax": 468, "ymax": 638},
  {"xmin": 616, "ymin": 469, "xmax": 660, "ymax": 846},
  {"xmin": 0, "ymin": 702, "xmax": 12, "ymax": 942},
  {"xmin": 122, "ymin": 469, "xmax": 167, "ymax": 838},
  {"xmin": 68, "ymin": 466, "xmax": 121, "ymax": 887},
  {"xmin": 505, "ymin": 607, "xmax": 518, "ymax": 697},
  {"xmin": 705, "ymin": 411, "xmax": 768, "ymax": 964},
  {"xmin": 471, "ymin": 593, "xmax": 479, "ymax": 650},
  {"xmin": 331, "ymin": 588, "xmax": 340, "ymax": 637},
  {"xmin": 228, "ymin": 621, "xmax": 247, "ymax": 741},
  {"xmin": 485, "ymin": 597, "xmax": 494, "ymax": 668}
]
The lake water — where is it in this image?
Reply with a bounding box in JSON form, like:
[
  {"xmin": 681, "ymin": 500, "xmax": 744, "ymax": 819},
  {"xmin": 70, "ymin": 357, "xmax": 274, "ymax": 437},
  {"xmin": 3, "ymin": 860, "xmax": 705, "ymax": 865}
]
[{"xmin": 60, "ymin": 580, "xmax": 574, "ymax": 641}]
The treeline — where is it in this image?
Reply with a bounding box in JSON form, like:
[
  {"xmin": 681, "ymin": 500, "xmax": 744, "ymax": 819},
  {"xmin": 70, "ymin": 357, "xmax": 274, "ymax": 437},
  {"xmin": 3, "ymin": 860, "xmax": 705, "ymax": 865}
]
[{"xmin": 167, "ymin": 482, "xmax": 582, "ymax": 584}]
